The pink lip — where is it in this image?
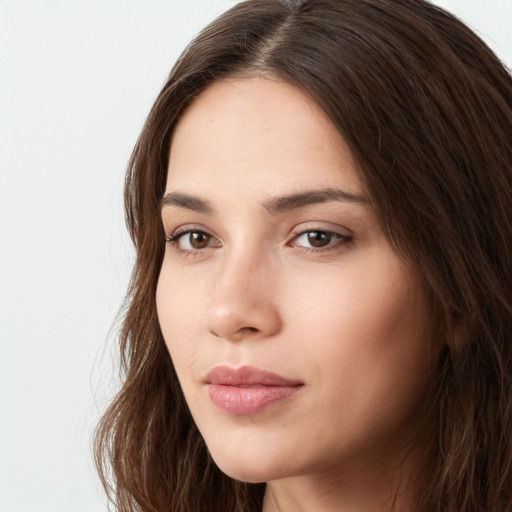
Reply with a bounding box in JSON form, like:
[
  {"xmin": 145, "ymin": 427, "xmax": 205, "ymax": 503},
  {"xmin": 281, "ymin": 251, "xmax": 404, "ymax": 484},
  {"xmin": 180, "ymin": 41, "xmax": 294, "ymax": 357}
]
[{"xmin": 204, "ymin": 365, "xmax": 303, "ymax": 415}]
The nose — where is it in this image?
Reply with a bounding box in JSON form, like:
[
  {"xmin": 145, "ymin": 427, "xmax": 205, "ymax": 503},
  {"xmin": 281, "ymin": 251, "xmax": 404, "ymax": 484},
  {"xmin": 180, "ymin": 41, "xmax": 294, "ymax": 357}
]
[{"xmin": 204, "ymin": 251, "xmax": 282, "ymax": 342}]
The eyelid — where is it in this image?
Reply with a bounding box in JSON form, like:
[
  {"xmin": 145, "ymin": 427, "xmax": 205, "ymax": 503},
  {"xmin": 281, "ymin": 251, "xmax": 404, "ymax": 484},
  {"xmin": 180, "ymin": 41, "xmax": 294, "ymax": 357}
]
[
  {"xmin": 164, "ymin": 222, "xmax": 353, "ymax": 256},
  {"xmin": 165, "ymin": 223, "xmax": 217, "ymax": 239},
  {"xmin": 289, "ymin": 222, "xmax": 353, "ymax": 239},
  {"xmin": 287, "ymin": 223, "xmax": 354, "ymax": 251},
  {"xmin": 164, "ymin": 224, "xmax": 222, "ymax": 259}
]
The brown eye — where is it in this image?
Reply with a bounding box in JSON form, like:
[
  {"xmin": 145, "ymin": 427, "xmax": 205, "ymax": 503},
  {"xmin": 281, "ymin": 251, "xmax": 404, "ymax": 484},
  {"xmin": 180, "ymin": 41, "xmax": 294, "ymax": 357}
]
[
  {"xmin": 188, "ymin": 232, "xmax": 211, "ymax": 249},
  {"xmin": 306, "ymin": 231, "xmax": 333, "ymax": 248},
  {"xmin": 293, "ymin": 229, "xmax": 352, "ymax": 251},
  {"xmin": 166, "ymin": 229, "xmax": 219, "ymax": 252}
]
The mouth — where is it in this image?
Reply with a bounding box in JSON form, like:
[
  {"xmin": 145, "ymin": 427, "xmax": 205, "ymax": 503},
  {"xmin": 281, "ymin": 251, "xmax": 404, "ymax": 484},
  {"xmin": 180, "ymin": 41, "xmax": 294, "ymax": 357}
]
[{"xmin": 204, "ymin": 365, "xmax": 303, "ymax": 415}]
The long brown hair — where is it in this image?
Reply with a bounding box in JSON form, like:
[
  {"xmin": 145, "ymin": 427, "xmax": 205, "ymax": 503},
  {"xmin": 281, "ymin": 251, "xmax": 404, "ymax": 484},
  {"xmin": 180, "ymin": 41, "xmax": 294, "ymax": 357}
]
[{"xmin": 94, "ymin": 1, "xmax": 512, "ymax": 510}]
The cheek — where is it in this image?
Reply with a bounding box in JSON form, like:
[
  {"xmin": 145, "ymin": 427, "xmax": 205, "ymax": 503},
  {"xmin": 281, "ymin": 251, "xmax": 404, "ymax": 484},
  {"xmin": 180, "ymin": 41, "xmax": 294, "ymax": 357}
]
[
  {"xmin": 284, "ymin": 256, "xmax": 433, "ymax": 402},
  {"xmin": 285, "ymin": 258, "xmax": 418, "ymax": 345},
  {"xmin": 156, "ymin": 268, "xmax": 205, "ymax": 372}
]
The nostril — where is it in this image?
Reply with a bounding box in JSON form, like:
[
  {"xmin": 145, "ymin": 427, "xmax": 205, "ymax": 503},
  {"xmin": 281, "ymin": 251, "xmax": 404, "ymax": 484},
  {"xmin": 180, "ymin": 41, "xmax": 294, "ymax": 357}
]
[{"xmin": 205, "ymin": 297, "xmax": 282, "ymax": 341}]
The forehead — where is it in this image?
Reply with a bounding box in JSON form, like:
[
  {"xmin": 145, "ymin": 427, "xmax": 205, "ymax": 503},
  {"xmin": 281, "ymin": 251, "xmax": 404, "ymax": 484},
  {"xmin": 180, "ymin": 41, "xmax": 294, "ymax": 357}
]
[{"xmin": 166, "ymin": 78, "xmax": 363, "ymax": 198}]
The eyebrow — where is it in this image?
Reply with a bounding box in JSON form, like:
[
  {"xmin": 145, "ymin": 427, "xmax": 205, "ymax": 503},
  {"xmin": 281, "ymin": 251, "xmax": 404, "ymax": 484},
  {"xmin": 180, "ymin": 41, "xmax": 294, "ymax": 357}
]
[
  {"xmin": 159, "ymin": 187, "xmax": 369, "ymax": 215},
  {"xmin": 263, "ymin": 187, "xmax": 369, "ymax": 214},
  {"xmin": 160, "ymin": 192, "xmax": 214, "ymax": 215}
]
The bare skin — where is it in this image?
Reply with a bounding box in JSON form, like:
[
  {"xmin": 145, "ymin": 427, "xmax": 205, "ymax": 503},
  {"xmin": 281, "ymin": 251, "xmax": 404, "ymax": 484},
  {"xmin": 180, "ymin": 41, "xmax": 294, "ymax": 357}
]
[{"xmin": 157, "ymin": 77, "xmax": 437, "ymax": 511}]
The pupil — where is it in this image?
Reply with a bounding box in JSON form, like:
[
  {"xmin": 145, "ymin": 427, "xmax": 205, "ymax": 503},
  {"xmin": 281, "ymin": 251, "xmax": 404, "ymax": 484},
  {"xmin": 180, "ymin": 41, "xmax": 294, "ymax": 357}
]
[
  {"xmin": 307, "ymin": 231, "xmax": 331, "ymax": 247},
  {"xmin": 191, "ymin": 232, "xmax": 209, "ymax": 249}
]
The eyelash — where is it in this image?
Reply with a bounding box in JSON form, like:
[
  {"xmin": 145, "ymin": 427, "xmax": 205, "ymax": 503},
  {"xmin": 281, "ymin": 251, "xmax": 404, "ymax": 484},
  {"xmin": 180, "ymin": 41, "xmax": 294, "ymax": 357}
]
[
  {"xmin": 292, "ymin": 229, "xmax": 353, "ymax": 253},
  {"xmin": 165, "ymin": 228, "xmax": 220, "ymax": 257},
  {"xmin": 165, "ymin": 226, "xmax": 353, "ymax": 257}
]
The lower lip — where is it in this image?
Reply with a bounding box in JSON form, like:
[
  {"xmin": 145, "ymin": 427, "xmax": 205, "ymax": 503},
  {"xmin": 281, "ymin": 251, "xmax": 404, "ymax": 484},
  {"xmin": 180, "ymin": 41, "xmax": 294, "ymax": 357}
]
[{"xmin": 207, "ymin": 384, "xmax": 301, "ymax": 415}]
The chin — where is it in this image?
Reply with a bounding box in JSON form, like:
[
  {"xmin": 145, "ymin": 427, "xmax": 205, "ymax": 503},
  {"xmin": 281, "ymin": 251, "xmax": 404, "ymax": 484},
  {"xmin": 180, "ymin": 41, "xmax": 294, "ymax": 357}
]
[{"xmin": 207, "ymin": 443, "xmax": 290, "ymax": 483}]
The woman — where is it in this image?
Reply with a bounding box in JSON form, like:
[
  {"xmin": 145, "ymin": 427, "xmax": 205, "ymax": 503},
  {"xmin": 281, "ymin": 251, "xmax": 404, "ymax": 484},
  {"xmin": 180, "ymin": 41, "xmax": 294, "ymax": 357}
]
[{"xmin": 94, "ymin": 0, "xmax": 512, "ymax": 510}]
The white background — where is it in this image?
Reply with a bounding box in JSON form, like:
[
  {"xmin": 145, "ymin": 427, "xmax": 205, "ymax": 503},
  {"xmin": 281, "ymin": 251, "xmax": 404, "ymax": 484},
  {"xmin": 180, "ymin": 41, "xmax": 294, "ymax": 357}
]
[{"xmin": 1, "ymin": 1, "xmax": 510, "ymax": 511}]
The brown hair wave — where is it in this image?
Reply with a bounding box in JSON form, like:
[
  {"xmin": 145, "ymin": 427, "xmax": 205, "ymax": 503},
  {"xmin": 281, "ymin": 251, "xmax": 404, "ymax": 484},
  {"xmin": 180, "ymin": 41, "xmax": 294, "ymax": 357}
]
[{"xmin": 94, "ymin": 1, "xmax": 512, "ymax": 510}]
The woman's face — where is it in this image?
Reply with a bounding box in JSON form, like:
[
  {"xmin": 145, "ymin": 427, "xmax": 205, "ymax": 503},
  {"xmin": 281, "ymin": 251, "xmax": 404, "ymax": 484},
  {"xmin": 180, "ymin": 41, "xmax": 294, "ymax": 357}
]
[{"xmin": 157, "ymin": 78, "xmax": 436, "ymax": 485}]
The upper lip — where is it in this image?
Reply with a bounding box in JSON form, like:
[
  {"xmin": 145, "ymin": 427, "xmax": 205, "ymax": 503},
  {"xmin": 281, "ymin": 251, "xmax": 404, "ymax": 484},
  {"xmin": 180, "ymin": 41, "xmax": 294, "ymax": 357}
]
[{"xmin": 204, "ymin": 365, "xmax": 303, "ymax": 387}]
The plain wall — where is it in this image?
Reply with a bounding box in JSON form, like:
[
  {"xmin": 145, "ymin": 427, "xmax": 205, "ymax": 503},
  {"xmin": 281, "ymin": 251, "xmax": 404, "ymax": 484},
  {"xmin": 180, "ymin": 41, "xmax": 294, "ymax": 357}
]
[{"xmin": 0, "ymin": 1, "xmax": 510, "ymax": 511}]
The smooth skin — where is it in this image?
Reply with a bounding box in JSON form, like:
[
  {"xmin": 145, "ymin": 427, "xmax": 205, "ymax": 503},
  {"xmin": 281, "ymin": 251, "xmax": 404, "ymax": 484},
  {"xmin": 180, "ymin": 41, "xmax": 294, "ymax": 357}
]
[{"xmin": 156, "ymin": 78, "xmax": 438, "ymax": 511}]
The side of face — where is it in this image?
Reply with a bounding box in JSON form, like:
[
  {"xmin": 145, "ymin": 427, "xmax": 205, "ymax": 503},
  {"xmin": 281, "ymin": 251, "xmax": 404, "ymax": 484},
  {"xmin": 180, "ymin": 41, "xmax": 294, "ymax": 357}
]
[{"xmin": 156, "ymin": 78, "xmax": 436, "ymax": 485}]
